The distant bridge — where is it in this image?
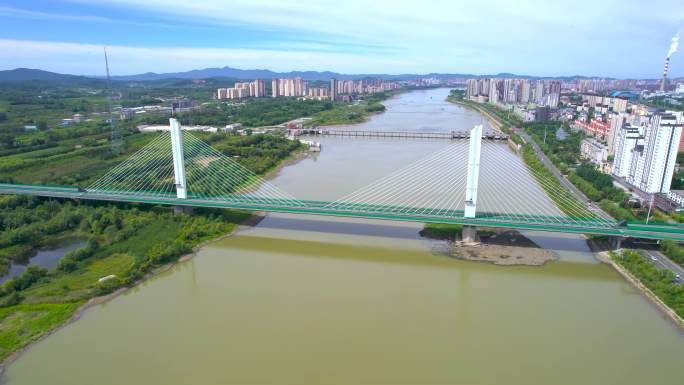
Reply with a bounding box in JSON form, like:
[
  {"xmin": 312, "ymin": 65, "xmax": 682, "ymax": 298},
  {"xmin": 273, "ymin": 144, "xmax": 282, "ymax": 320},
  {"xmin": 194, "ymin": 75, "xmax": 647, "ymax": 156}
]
[
  {"xmin": 289, "ymin": 129, "xmax": 509, "ymax": 140},
  {"xmin": 1, "ymin": 119, "xmax": 682, "ymax": 242}
]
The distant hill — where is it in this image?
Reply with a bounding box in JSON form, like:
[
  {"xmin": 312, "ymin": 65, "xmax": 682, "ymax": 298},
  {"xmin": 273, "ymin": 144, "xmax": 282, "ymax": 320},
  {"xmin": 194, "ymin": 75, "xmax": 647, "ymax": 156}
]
[
  {"xmin": 0, "ymin": 67, "xmax": 625, "ymax": 84},
  {"xmin": 110, "ymin": 66, "xmax": 391, "ymax": 81},
  {"xmin": 0, "ymin": 68, "xmax": 88, "ymax": 82},
  {"xmin": 110, "ymin": 67, "xmax": 615, "ymax": 82},
  {"xmin": 105, "ymin": 66, "xmax": 488, "ymax": 81}
]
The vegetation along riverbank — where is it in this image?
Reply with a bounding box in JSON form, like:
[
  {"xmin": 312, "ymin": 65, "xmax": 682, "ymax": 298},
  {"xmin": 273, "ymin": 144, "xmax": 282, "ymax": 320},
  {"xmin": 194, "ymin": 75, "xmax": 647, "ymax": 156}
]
[
  {"xmin": 0, "ymin": 122, "xmax": 304, "ymax": 365},
  {"xmin": 448, "ymin": 90, "xmax": 684, "ymax": 328},
  {"xmin": 607, "ymin": 249, "xmax": 684, "ymax": 331}
]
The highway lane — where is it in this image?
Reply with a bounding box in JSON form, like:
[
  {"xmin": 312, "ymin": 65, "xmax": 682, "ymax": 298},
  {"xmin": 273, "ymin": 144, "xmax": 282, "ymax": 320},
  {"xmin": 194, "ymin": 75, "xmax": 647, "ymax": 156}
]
[
  {"xmin": 511, "ymin": 127, "xmax": 610, "ymax": 218},
  {"xmin": 641, "ymin": 249, "xmax": 684, "ymax": 283}
]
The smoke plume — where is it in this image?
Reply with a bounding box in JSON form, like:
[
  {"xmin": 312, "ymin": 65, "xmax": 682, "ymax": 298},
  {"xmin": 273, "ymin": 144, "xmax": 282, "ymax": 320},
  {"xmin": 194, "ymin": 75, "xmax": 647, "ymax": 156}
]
[{"xmin": 668, "ymin": 30, "xmax": 680, "ymax": 58}]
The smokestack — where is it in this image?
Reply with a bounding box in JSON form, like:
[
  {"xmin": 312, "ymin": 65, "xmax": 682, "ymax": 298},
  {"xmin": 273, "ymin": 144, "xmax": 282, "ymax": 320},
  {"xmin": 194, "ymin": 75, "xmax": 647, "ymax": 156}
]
[
  {"xmin": 660, "ymin": 56, "xmax": 670, "ymax": 92},
  {"xmin": 660, "ymin": 29, "xmax": 681, "ymax": 92}
]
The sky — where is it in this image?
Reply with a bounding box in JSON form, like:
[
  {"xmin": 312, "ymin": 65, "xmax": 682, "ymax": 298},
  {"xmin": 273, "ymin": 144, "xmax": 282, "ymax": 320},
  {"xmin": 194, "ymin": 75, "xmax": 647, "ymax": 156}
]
[{"xmin": 0, "ymin": 0, "xmax": 682, "ymax": 78}]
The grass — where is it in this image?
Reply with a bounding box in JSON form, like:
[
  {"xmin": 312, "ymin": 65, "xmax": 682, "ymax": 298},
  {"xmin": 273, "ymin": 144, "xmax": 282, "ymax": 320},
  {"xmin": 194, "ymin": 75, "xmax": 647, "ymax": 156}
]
[
  {"xmin": 521, "ymin": 144, "xmax": 593, "ymax": 219},
  {"xmin": 105, "ymin": 220, "xmax": 184, "ymax": 263},
  {"xmin": 306, "ymin": 103, "xmax": 372, "ymax": 127},
  {"xmin": 420, "ymin": 223, "xmax": 463, "ymax": 240},
  {"xmin": 21, "ymin": 253, "xmax": 135, "ymax": 303},
  {"xmin": 0, "ymin": 303, "xmax": 81, "ymax": 361}
]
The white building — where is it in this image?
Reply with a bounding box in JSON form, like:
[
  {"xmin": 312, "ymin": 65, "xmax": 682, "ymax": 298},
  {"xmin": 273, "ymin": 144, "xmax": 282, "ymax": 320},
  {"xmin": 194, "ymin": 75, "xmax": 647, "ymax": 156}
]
[
  {"xmin": 667, "ymin": 190, "xmax": 684, "ymax": 208},
  {"xmin": 613, "ymin": 111, "xmax": 683, "ymax": 194},
  {"xmin": 217, "ymin": 79, "xmax": 266, "ymax": 100},
  {"xmin": 612, "ymin": 123, "xmax": 643, "ymax": 179},
  {"xmin": 580, "ymin": 138, "xmax": 608, "ymax": 167}
]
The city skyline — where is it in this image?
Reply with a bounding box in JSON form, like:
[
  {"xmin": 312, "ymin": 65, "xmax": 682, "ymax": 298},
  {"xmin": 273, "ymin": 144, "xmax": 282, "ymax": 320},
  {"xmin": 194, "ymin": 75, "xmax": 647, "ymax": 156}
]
[{"xmin": 0, "ymin": 0, "xmax": 682, "ymax": 78}]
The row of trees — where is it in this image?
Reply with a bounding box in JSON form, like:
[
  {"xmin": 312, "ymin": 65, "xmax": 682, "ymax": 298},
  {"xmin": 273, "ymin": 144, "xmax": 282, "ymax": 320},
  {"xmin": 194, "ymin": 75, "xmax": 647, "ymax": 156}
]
[
  {"xmin": 521, "ymin": 121, "xmax": 650, "ymax": 222},
  {"xmin": 574, "ymin": 165, "xmax": 628, "ymax": 202},
  {"xmin": 612, "ymin": 250, "xmax": 684, "ymax": 318}
]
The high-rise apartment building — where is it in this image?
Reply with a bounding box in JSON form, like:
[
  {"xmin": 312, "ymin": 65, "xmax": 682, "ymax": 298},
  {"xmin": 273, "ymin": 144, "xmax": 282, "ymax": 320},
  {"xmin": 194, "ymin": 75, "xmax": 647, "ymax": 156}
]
[
  {"xmin": 271, "ymin": 78, "xmax": 280, "ymax": 97},
  {"xmin": 520, "ymin": 80, "xmax": 531, "ymax": 104},
  {"xmin": 612, "ymin": 123, "xmax": 643, "ymax": 179},
  {"xmin": 271, "ymin": 78, "xmax": 309, "ymax": 97},
  {"xmin": 216, "ymin": 79, "xmax": 266, "ymax": 100},
  {"xmin": 330, "ymin": 78, "xmax": 337, "ymax": 101},
  {"xmin": 612, "ymin": 111, "xmax": 684, "ymax": 194}
]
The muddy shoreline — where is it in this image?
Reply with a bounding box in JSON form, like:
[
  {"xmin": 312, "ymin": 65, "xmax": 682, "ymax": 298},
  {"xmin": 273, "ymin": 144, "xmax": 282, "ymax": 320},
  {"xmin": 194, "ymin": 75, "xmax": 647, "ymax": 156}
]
[
  {"xmin": 263, "ymin": 149, "xmax": 310, "ymax": 181},
  {"xmin": 431, "ymin": 230, "xmax": 557, "ymax": 266},
  {"xmin": 0, "ymin": 214, "xmax": 265, "ymax": 371},
  {"xmin": 451, "ymin": 243, "xmax": 556, "ymax": 266}
]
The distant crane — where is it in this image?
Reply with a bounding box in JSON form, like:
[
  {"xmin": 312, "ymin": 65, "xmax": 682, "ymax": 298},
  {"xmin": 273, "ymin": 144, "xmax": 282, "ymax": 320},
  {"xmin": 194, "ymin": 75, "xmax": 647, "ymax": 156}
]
[{"xmin": 104, "ymin": 47, "xmax": 122, "ymax": 156}]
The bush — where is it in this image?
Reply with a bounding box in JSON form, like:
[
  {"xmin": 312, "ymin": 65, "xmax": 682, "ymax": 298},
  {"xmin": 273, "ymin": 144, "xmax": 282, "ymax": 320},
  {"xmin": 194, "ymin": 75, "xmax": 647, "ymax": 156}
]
[
  {"xmin": 660, "ymin": 240, "xmax": 684, "ymax": 268},
  {"xmin": 568, "ymin": 173, "xmax": 601, "ymax": 201},
  {"xmin": 0, "ymin": 291, "xmax": 23, "ymax": 307},
  {"xmin": 2, "ymin": 265, "xmax": 48, "ymax": 294},
  {"xmin": 612, "ymin": 250, "xmax": 684, "ymax": 318},
  {"xmin": 599, "ymin": 200, "xmax": 636, "ymax": 221}
]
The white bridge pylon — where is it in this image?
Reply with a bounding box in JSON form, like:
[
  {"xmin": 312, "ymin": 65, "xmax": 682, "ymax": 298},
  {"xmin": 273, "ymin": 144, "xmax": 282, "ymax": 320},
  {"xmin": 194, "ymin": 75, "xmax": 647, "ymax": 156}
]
[
  {"xmin": 464, "ymin": 124, "xmax": 482, "ymax": 218},
  {"xmin": 170, "ymin": 118, "xmax": 188, "ymax": 199}
]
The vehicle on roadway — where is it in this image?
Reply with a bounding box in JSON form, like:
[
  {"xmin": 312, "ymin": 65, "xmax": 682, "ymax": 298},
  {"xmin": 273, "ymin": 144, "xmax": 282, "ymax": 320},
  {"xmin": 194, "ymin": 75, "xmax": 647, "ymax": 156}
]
[{"xmin": 650, "ymin": 255, "xmax": 658, "ymax": 262}]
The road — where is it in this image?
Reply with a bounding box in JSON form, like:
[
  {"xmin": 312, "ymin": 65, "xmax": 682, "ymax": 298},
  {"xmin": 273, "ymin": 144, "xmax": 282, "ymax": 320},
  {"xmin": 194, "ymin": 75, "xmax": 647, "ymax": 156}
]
[
  {"xmin": 511, "ymin": 127, "xmax": 610, "ymax": 218},
  {"xmin": 452, "ymin": 100, "xmax": 609, "ymax": 218},
  {"xmin": 640, "ymin": 248, "xmax": 684, "ymax": 282}
]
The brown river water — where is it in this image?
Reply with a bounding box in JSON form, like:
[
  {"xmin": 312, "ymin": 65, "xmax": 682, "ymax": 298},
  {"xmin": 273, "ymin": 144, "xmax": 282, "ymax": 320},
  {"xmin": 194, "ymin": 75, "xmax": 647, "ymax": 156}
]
[{"xmin": 3, "ymin": 88, "xmax": 684, "ymax": 385}]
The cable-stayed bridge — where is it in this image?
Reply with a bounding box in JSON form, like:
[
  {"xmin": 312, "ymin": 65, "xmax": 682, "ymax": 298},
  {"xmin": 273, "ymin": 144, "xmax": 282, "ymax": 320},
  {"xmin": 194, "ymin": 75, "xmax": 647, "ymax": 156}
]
[{"xmin": 0, "ymin": 119, "xmax": 682, "ymax": 241}]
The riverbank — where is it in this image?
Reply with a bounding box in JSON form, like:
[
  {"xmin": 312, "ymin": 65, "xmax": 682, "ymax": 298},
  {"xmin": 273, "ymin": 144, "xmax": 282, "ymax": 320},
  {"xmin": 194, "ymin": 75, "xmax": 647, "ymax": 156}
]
[
  {"xmin": 0, "ymin": 213, "xmax": 264, "ymax": 369},
  {"xmin": 0, "ymin": 132, "xmax": 305, "ymax": 367},
  {"xmin": 446, "ymin": 96, "xmax": 504, "ymax": 133},
  {"xmin": 305, "ymin": 89, "xmax": 405, "ymax": 128},
  {"xmin": 598, "ymin": 249, "xmax": 684, "ymax": 332},
  {"xmin": 263, "ymin": 147, "xmax": 311, "ymax": 181}
]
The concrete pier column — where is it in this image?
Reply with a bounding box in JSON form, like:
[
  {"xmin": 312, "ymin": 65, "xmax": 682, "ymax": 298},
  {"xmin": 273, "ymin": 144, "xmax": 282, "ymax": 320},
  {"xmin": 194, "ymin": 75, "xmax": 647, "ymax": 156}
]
[
  {"xmin": 609, "ymin": 236, "xmax": 624, "ymax": 250},
  {"xmin": 462, "ymin": 225, "xmax": 479, "ymax": 244},
  {"xmin": 169, "ymin": 118, "xmax": 187, "ymax": 199},
  {"xmin": 464, "ymin": 125, "xmax": 483, "ymax": 218}
]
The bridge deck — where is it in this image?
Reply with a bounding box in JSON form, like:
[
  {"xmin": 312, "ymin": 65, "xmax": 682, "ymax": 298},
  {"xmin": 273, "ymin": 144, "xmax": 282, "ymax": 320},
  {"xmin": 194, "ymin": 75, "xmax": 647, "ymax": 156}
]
[
  {"xmin": 1, "ymin": 183, "xmax": 683, "ymax": 241},
  {"xmin": 291, "ymin": 129, "xmax": 509, "ymax": 140}
]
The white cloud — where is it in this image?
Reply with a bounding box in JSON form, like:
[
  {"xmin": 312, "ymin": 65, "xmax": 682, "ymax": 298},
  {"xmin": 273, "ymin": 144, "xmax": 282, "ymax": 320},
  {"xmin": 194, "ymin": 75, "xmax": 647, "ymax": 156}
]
[
  {"xmin": 0, "ymin": 36, "xmax": 678, "ymax": 78},
  {"xmin": 0, "ymin": 5, "xmax": 112, "ymax": 23},
  {"xmin": 3, "ymin": 0, "xmax": 684, "ymax": 76}
]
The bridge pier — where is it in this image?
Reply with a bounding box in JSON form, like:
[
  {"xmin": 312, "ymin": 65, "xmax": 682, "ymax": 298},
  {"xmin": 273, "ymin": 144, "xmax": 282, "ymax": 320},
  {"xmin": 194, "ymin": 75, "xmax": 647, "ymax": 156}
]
[
  {"xmin": 462, "ymin": 225, "xmax": 479, "ymax": 244},
  {"xmin": 609, "ymin": 235, "xmax": 624, "ymax": 250},
  {"xmin": 170, "ymin": 118, "xmax": 188, "ymax": 199},
  {"xmin": 464, "ymin": 125, "xmax": 483, "ymax": 218},
  {"xmin": 173, "ymin": 205, "xmax": 193, "ymax": 215}
]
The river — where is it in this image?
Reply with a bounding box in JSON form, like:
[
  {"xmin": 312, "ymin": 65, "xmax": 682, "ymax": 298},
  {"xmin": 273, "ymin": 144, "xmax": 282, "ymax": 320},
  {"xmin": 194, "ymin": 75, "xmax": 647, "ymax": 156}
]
[
  {"xmin": 3, "ymin": 88, "xmax": 684, "ymax": 385},
  {"xmin": 0, "ymin": 238, "xmax": 86, "ymax": 284}
]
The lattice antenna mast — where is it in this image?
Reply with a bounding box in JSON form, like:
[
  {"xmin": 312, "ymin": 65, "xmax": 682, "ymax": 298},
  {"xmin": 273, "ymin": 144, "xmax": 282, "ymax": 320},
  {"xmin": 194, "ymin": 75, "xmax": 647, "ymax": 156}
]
[{"xmin": 104, "ymin": 47, "xmax": 122, "ymax": 155}]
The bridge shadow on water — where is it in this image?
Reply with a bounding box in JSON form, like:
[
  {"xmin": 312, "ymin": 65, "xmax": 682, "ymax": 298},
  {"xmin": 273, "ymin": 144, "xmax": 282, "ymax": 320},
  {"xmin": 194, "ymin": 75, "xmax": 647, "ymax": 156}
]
[
  {"xmin": 246, "ymin": 213, "xmax": 599, "ymax": 253},
  {"xmin": 217, "ymin": 232, "xmax": 617, "ymax": 283},
  {"xmin": 218, "ymin": 214, "xmax": 618, "ymax": 283},
  {"xmin": 248, "ymin": 213, "xmax": 426, "ymax": 241}
]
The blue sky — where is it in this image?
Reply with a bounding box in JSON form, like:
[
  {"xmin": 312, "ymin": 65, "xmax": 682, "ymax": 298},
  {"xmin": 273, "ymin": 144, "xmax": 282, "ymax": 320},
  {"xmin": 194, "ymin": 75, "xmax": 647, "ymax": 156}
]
[{"xmin": 0, "ymin": 0, "xmax": 682, "ymax": 78}]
